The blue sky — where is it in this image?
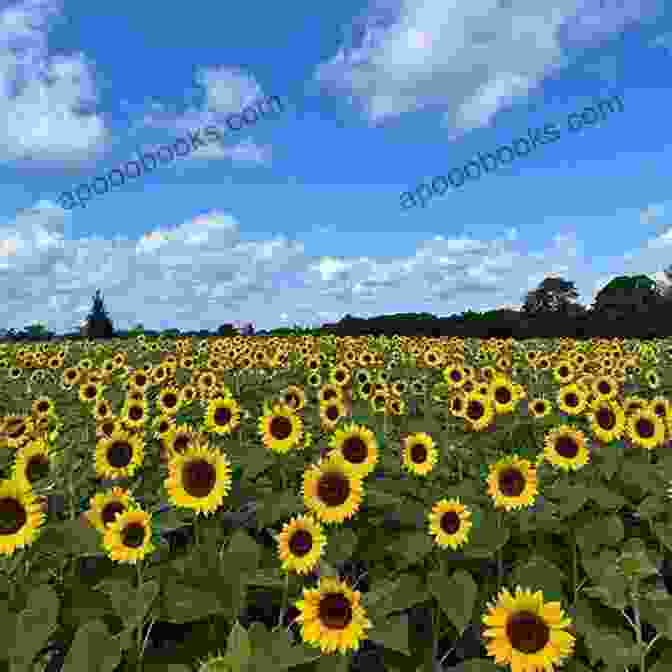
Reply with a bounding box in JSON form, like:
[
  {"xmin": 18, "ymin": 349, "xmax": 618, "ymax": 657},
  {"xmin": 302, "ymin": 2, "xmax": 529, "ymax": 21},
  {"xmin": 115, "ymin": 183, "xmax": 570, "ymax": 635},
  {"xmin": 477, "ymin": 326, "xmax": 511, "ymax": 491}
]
[{"xmin": 2, "ymin": 0, "xmax": 672, "ymax": 333}]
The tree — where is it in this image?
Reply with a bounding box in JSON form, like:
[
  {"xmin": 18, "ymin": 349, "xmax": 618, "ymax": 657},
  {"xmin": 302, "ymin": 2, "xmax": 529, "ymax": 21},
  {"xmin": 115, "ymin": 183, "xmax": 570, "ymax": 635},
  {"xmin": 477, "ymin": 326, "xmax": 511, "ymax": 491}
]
[
  {"xmin": 592, "ymin": 275, "xmax": 665, "ymax": 316},
  {"xmin": 217, "ymin": 323, "xmax": 238, "ymax": 337},
  {"xmin": 84, "ymin": 289, "xmax": 114, "ymax": 339},
  {"xmin": 522, "ymin": 277, "xmax": 580, "ymax": 316}
]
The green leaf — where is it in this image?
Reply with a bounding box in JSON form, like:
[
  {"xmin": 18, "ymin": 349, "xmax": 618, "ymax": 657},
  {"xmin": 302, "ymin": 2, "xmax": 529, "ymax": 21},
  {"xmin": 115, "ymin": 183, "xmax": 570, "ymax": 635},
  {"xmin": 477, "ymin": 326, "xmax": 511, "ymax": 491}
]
[
  {"xmin": 32, "ymin": 518, "xmax": 104, "ymax": 557},
  {"xmin": 428, "ymin": 569, "xmax": 477, "ymax": 635},
  {"xmin": 367, "ymin": 573, "xmax": 429, "ymax": 619},
  {"xmin": 640, "ymin": 591, "xmax": 672, "ymax": 640},
  {"xmin": 160, "ymin": 581, "xmax": 228, "ymax": 623},
  {"xmin": 61, "ymin": 619, "xmax": 122, "ymax": 672},
  {"xmin": 589, "ymin": 486, "xmax": 627, "ymax": 512},
  {"xmin": 385, "ymin": 530, "xmax": 434, "ymax": 566},
  {"xmin": 8, "ymin": 584, "xmax": 59, "ymax": 672},
  {"xmin": 226, "ymin": 621, "xmax": 252, "ymax": 672},
  {"xmin": 247, "ymin": 621, "xmax": 321, "ymax": 670},
  {"xmin": 652, "ymin": 522, "xmax": 672, "ymax": 552},
  {"xmin": 509, "ymin": 556, "xmax": 566, "ymax": 603},
  {"xmin": 325, "ymin": 527, "xmax": 358, "ymax": 566},
  {"xmin": 368, "ymin": 613, "xmax": 411, "ymax": 656},
  {"xmin": 461, "ymin": 514, "xmax": 510, "ymax": 559}
]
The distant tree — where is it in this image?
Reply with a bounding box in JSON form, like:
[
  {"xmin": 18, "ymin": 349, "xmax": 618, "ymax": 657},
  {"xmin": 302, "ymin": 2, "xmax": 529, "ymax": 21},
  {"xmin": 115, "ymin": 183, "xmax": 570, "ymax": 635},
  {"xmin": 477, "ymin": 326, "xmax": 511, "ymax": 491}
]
[
  {"xmin": 84, "ymin": 289, "xmax": 114, "ymax": 339},
  {"xmin": 522, "ymin": 277, "xmax": 580, "ymax": 316},
  {"xmin": 592, "ymin": 275, "xmax": 664, "ymax": 316},
  {"xmin": 217, "ymin": 323, "xmax": 238, "ymax": 337},
  {"xmin": 24, "ymin": 322, "xmax": 50, "ymax": 341}
]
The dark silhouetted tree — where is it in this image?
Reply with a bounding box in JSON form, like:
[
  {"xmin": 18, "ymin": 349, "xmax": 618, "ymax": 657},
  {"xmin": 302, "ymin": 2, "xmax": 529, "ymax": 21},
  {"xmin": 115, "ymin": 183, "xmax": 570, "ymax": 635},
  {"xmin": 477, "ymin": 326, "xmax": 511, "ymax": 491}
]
[
  {"xmin": 522, "ymin": 277, "xmax": 580, "ymax": 316},
  {"xmin": 85, "ymin": 289, "xmax": 114, "ymax": 339},
  {"xmin": 592, "ymin": 275, "xmax": 664, "ymax": 317}
]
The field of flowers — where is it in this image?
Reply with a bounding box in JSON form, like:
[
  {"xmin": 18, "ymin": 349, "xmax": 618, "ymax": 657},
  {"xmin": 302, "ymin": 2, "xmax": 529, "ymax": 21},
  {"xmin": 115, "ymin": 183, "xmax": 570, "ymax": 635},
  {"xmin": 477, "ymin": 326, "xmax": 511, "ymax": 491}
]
[{"xmin": 1, "ymin": 333, "xmax": 672, "ymax": 672}]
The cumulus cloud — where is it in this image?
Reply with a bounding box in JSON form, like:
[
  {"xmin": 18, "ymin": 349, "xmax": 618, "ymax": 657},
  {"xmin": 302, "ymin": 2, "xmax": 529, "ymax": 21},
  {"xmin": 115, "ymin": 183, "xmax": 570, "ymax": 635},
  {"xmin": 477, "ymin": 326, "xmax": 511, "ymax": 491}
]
[
  {"xmin": 1, "ymin": 202, "xmax": 671, "ymax": 333},
  {"xmin": 312, "ymin": 0, "xmax": 660, "ymax": 135}
]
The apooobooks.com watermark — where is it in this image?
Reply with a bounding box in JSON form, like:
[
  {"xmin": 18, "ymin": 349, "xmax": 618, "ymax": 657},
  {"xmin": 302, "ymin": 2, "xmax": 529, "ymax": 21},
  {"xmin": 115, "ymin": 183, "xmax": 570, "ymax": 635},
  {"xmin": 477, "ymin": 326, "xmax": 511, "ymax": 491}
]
[
  {"xmin": 58, "ymin": 95, "xmax": 284, "ymax": 210},
  {"xmin": 399, "ymin": 93, "xmax": 624, "ymax": 211}
]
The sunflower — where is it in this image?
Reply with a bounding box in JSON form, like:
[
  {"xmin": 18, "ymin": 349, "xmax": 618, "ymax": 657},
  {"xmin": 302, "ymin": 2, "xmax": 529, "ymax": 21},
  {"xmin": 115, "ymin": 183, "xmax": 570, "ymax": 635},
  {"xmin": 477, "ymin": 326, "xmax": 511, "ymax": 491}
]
[
  {"xmin": 203, "ymin": 396, "xmax": 241, "ymax": 436},
  {"xmin": 428, "ymin": 498, "xmax": 472, "ymax": 550},
  {"xmin": 121, "ymin": 398, "xmax": 147, "ymax": 431},
  {"xmin": 320, "ymin": 398, "xmax": 348, "ymax": 432},
  {"xmin": 276, "ymin": 514, "xmax": 327, "ymax": 575},
  {"xmin": 489, "ymin": 376, "xmax": 518, "ymax": 415},
  {"xmin": 329, "ymin": 365, "xmax": 351, "ymax": 388},
  {"xmin": 625, "ymin": 409, "xmax": 665, "ymax": 450},
  {"xmin": 162, "ymin": 423, "xmax": 203, "ymax": 460},
  {"xmin": 486, "ymin": 455, "xmax": 538, "ymax": 512},
  {"xmin": 328, "ymin": 423, "xmax": 379, "ymax": 478},
  {"xmin": 319, "ymin": 383, "xmax": 344, "ymax": 406},
  {"xmin": 282, "ymin": 385, "xmax": 306, "ymax": 411},
  {"xmin": 180, "ymin": 384, "xmax": 198, "ymax": 405},
  {"xmin": 164, "ymin": 440, "xmax": 232, "ymax": 516},
  {"xmin": 31, "ymin": 396, "xmax": 55, "ymax": 420},
  {"xmin": 591, "ymin": 374, "xmax": 618, "ymax": 401},
  {"xmin": 294, "ymin": 575, "xmax": 372, "ymax": 655},
  {"xmin": 543, "ymin": 425, "xmax": 590, "ymax": 472},
  {"xmin": 156, "ymin": 386, "xmax": 182, "ymax": 416},
  {"xmin": 258, "ymin": 403, "xmax": 304, "ymax": 454},
  {"xmin": 401, "ymin": 432, "xmax": 438, "ymax": 477},
  {"xmin": 2, "ymin": 415, "xmax": 35, "ymax": 450},
  {"xmin": 94, "ymin": 428, "xmax": 145, "ymax": 480},
  {"xmin": 551, "ymin": 360, "xmax": 575, "ymax": 386},
  {"xmin": 12, "ymin": 438, "xmax": 58, "ymax": 487},
  {"xmin": 302, "ymin": 454, "xmax": 364, "ymax": 525},
  {"xmin": 103, "ymin": 507, "xmax": 155, "ymax": 565},
  {"xmin": 78, "ymin": 380, "xmax": 102, "ymax": 404},
  {"xmin": 556, "ymin": 383, "xmax": 588, "ymax": 417},
  {"xmin": 84, "ymin": 486, "xmax": 138, "ymax": 534},
  {"xmin": 527, "ymin": 398, "xmax": 551, "ymax": 419},
  {"xmin": 482, "ymin": 586, "xmax": 575, "ymax": 672},
  {"xmin": 587, "ymin": 399, "xmax": 626, "ymax": 444},
  {"xmin": 0, "ymin": 479, "xmax": 46, "ymax": 556},
  {"xmin": 648, "ymin": 396, "xmax": 670, "ymax": 421},
  {"xmin": 443, "ymin": 365, "xmax": 468, "ymax": 389},
  {"xmin": 463, "ymin": 392, "xmax": 495, "ymax": 431}
]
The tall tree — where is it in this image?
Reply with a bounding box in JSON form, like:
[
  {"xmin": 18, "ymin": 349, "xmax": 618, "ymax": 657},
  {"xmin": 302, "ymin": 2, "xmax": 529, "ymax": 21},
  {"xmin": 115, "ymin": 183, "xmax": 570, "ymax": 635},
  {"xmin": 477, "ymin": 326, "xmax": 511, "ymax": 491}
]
[
  {"xmin": 522, "ymin": 277, "xmax": 580, "ymax": 316},
  {"xmin": 85, "ymin": 289, "xmax": 114, "ymax": 339},
  {"xmin": 592, "ymin": 275, "xmax": 665, "ymax": 316}
]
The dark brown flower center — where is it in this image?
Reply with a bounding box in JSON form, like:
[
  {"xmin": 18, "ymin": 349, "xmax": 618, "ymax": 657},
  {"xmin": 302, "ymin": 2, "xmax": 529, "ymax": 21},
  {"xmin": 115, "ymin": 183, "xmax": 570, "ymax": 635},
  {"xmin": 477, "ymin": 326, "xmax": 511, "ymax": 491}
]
[
  {"xmin": 129, "ymin": 406, "xmax": 143, "ymax": 421},
  {"xmin": 341, "ymin": 437, "xmax": 367, "ymax": 463},
  {"xmin": 466, "ymin": 400, "xmax": 485, "ymax": 421},
  {"xmin": 214, "ymin": 406, "xmax": 232, "ymax": 425},
  {"xmin": 498, "ymin": 467, "xmax": 525, "ymax": 497},
  {"xmin": 534, "ymin": 402, "xmax": 545, "ymax": 414},
  {"xmin": 270, "ymin": 416, "xmax": 293, "ymax": 440},
  {"xmin": 506, "ymin": 610, "xmax": 550, "ymax": 654},
  {"xmin": 121, "ymin": 521, "xmax": 146, "ymax": 548},
  {"xmin": 317, "ymin": 472, "xmax": 350, "ymax": 507},
  {"xmin": 410, "ymin": 442, "xmax": 428, "ymax": 463},
  {"xmin": 564, "ymin": 393, "xmax": 579, "ymax": 407},
  {"xmin": 288, "ymin": 529, "xmax": 313, "ymax": 556},
  {"xmin": 173, "ymin": 435, "xmax": 190, "ymax": 453},
  {"xmin": 101, "ymin": 501, "xmax": 126, "ymax": 526},
  {"xmin": 108, "ymin": 441, "xmax": 132, "ymax": 467},
  {"xmin": 325, "ymin": 405, "xmax": 339, "ymax": 421},
  {"xmin": 635, "ymin": 418, "xmax": 655, "ymax": 439},
  {"xmin": 598, "ymin": 381, "xmax": 611, "ymax": 395},
  {"xmin": 323, "ymin": 389, "xmax": 339, "ymax": 402},
  {"xmin": 0, "ymin": 497, "xmax": 27, "ymax": 535},
  {"xmin": 163, "ymin": 393, "xmax": 178, "ymax": 408},
  {"xmin": 440, "ymin": 510, "xmax": 460, "ymax": 534},
  {"xmin": 596, "ymin": 408, "xmax": 616, "ymax": 430},
  {"xmin": 495, "ymin": 387, "xmax": 512, "ymax": 404},
  {"xmin": 318, "ymin": 593, "xmax": 353, "ymax": 629},
  {"xmin": 554, "ymin": 436, "xmax": 579, "ymax": 459},
  {"xmin": 286, "ymin": 393, "xmax": 300, "ymax": 408},
  {"xmin": 37, "ymin": 401, "xmax": 50, "ymax": 413},
  {"xmin": 26, "ymin": 455, "xmax": 50, "ymax": 482},
  {"xmin": 450, "ymin": 370, "xmax": 462, "ymax": 382},
  {"xmin": 182, "ymin": 459, "xmax": 216, "ymax": 498}
]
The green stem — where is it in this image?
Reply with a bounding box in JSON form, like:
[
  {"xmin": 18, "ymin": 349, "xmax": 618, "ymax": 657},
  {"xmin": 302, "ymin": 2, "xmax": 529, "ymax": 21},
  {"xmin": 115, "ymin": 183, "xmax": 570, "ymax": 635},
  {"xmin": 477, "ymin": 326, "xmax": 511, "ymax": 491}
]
[
  {"xmin": 278, "ymin": 572, "xmax": 290, "ymax": 628},
  {"xmin": 630, "ymin": 581, "xmax": 646, "ymax": 672},
  {"xmin": 136, "ymin": 561, "xmax": 144, "ymax": 672},
  {"xmin": 572, "ymin": 530, "xmax": 578, "ymax": 605},
  {"xmin": 496, "ymin": 511, "xmax": 503, "ymax": 591}
]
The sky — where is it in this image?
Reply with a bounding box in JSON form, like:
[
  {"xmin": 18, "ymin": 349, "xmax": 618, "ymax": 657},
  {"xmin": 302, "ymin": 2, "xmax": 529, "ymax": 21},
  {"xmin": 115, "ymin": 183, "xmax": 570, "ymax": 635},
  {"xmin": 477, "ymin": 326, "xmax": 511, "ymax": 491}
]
[{"xmin": 1, "ymin": 0, "xmax": 672, "ymax": 334}]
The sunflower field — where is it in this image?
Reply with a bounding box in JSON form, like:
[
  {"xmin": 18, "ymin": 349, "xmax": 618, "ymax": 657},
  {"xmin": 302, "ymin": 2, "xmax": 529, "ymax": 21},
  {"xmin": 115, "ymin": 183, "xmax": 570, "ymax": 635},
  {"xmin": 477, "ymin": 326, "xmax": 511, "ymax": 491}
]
[{"xmin": 1, "ymin": 333, "xmax": 672, "ymax": 672}]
